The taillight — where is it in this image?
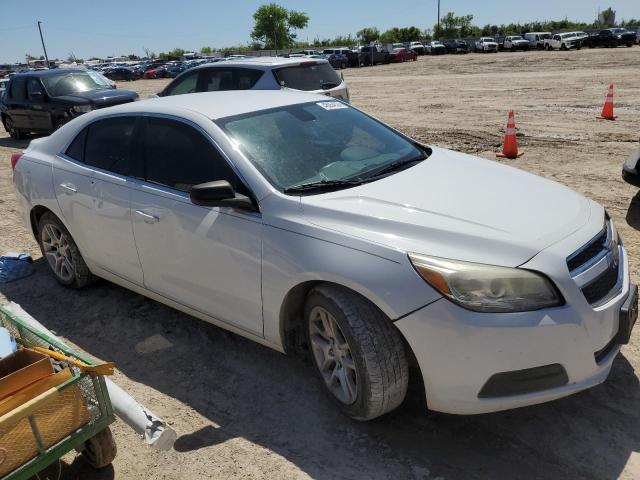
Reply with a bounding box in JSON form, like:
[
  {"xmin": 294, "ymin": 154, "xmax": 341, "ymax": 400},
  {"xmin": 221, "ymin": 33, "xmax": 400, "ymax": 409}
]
[{"xmin": 10, "ymin": 152, "xmax": 22, "ymax": 171}]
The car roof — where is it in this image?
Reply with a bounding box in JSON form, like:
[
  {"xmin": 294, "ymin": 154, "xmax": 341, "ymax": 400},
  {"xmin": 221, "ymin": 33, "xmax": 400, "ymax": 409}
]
[
  {"xmin": 97, "ymin": 90, "xmax": 333, "ymax": 120},
  {"xmin": 190, "ymin": 56, "xmax": 329, "ymax": 72},
  {"xmin": 10, "ymin": 68, "xmax": 87, "ymax": 78}
]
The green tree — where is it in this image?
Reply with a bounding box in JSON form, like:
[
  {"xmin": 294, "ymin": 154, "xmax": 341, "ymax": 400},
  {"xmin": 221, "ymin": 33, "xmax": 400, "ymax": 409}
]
[
  {"xmin": 200, "ymin": 46, "xmax": 213, "ymax": 55},
  {"xmin": 434, "ymin": 12, "xmax": 474, "ymax": 39},
  {"xmin": 251, "ymin": 3, "xmax": 309, "ymax": 49},
  {"xmin": 127, "ymin": 54, "xmax": 140, "ymax": 60},
  {"xmin": 356, "ymin": 27, "xmax": 380, "ymax": 44}
]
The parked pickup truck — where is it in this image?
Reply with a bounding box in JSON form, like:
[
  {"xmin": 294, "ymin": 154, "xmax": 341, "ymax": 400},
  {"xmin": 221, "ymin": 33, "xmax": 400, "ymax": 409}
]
[
  {"xmin": 409, "ymin": 41, "xmax": 426, "ymax": 55},
  {"xmin": 425, "ymin": 41, "xmax": 446, "ymax": 55},
  {"xmin": 544, "ymin": 32, "xmax": 582, "ymax": 50},
  {"xmin": 357, "ymin": 45, "xmax": 389, "ymax": 66},
  {"xmin": 583, "ymin": 28, "xmax": 637, "ymax": 48},
  {"xmin": 475, "ymin": 37, "xmax": 498, "ymax": 52},
  {"xmin": 503, "ymin": 36, "xmax": 530, "ymax": 50}
]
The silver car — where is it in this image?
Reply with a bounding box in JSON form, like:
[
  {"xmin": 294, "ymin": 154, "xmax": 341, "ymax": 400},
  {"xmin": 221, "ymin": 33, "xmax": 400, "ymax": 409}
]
[
  {"xmin": 12, "ymin": 91, "xmax": 635, "ymax": 420},
  {"xmin": 156, "ymin": 56, "xmax": 349, "ymax": 102}
]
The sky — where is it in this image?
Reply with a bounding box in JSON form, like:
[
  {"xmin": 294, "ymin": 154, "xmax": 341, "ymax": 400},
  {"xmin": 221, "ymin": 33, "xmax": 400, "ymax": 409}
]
[{"xmin": 1, "ymin": 1, "xmax": 637, "ymax": 63}]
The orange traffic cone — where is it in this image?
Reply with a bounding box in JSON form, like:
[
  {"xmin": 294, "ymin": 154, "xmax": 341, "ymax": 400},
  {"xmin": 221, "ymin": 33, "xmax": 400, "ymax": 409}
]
[
  {"xmin": 496, "ymin": 110, "xmax": 523, "ymax": 159},
  {"xmin": 597, "ymin": 83, "xmax": 617, "ymax": 120}
]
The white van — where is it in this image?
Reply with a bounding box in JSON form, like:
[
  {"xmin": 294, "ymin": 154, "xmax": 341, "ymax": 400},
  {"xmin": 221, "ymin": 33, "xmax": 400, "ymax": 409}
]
[{"xmin": 524, "ymin": 32, "xmax": 552, "ymax": 49}]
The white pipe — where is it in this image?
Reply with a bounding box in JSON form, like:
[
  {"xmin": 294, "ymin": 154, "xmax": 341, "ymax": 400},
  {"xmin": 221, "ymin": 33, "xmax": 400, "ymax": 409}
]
[{"xmin": 4, "ymin": 302, "xmax": 176, "ymax": 451}]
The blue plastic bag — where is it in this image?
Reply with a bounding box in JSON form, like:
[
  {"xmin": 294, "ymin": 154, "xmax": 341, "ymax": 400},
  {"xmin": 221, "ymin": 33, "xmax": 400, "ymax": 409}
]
[{"xmin": 0, "ymin": 252, "xmax": 34, "ymax": 283}]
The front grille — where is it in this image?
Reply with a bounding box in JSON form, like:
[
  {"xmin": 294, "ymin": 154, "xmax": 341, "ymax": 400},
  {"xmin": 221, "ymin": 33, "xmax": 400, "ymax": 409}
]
[
  {"xmin": 567, "ymin": 216, "xmax": 622, "ymax": 306},
  {"xmin": 581, "ymin": 260, "xmax": 619, "ymax": 304},
  {"xmin": 567, "ymin": 227, "xmax": 608, "ymax": 272}
]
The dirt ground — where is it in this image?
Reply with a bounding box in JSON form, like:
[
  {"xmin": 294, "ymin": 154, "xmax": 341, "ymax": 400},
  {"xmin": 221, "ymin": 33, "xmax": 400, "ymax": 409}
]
[{"xmin": 1, "ymin": 47, "xmax": 640, "ymax": 480}]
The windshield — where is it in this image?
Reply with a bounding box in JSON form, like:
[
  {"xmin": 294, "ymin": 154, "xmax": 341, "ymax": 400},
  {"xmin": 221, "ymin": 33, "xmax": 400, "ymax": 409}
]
[
  {"xmin": 42, "ymin": 72, "xmax": 112, "ymax": 96},
  {"xmin": 273, "ymin": 63, "xmax": 341, "ymax": 91},
  {"xmin": 217, "ymin": 101, "xmax": 426, "ymax": 192},
  {"xmin": 511, "ymin": 36, "xmax": 523, "ymax": 40}
]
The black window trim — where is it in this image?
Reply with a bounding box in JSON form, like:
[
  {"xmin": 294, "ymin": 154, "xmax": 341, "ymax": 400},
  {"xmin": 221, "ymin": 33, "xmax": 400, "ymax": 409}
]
[
  {"xmin": 137, "ymin": 113, "xmax": 259, "ymax": 209},
  {"xmin": 57, "ymin": 114, "xmax": 142, "ymax": 182},
  {"xmin": 57, "ymin": 112, "xmax": 259, "ymax": 211}
]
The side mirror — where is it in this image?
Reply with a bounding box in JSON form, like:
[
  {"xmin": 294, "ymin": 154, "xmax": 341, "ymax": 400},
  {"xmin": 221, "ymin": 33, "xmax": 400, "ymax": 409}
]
[{"xmin": 190, "ymin": 180, "xmax": 257, "ymax": 211}]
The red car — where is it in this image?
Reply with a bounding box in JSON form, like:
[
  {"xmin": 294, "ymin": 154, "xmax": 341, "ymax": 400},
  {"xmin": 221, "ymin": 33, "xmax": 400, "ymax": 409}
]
[
  {"xmin": 389, "ymin": 48, "xmax": 417, "ymax": 63},
  {"xmin": 143, "ymin": 69, "xmax": 158, "ymax": 79}
]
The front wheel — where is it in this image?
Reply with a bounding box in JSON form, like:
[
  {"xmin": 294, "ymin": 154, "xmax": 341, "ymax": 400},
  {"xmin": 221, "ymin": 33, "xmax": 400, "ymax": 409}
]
[
  {"xmin": 38, "ymin": 212, "xmax": 94, "ymax": 288},
  {"xmin": 305, "ymin": 285, "xmax": 409, "ymax": 421}
]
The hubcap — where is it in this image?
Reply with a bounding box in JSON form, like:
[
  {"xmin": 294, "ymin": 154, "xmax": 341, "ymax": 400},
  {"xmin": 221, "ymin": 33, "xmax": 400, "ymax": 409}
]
[
  {"xmin": 42, "ymin": 223, "xmax": 75, "ymax": 282},
  {"xmin": 309, "ymin": 306, "xmax": 358, "ymax": 404}
]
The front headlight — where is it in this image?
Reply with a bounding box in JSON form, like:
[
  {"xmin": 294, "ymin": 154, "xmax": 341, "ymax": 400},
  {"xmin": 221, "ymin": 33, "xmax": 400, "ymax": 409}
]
[{"xmin": 408, "ymin": 253, "xmax": 563, "ymax": 313}]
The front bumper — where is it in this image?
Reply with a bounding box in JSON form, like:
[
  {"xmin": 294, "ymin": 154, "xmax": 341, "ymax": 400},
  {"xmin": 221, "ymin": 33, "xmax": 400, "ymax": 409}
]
[{"xmin": 396, "ymin": 248, "xmax": 633, "ymax": 415}]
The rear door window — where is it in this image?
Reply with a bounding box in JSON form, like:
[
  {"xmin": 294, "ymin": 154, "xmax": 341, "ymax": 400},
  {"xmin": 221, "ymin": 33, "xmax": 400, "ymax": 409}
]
[
  {"xmin": 197, "ymin": 68, "xmax": 263, "ymax": 92},
  {"xmin": 163, "ymin": 72, "xmax": 198, "ymax": 96},
  {"xmin": 142, "ymin": 117, "xmax": 240, "ymax": 193},
  {"xmin": 65, "ymin": 127, "xmax": 88, "ymax": 161},
  {"xmin": 272, "ymin": 63, "xmax": 341, "ymax": 91},
  {"xmin": 84, "ymin": 117, "xmax": 137, "ymax": 176},
  {"xmin": 8, "ymin": 77, "xmax": 27, "ymax": 100}
]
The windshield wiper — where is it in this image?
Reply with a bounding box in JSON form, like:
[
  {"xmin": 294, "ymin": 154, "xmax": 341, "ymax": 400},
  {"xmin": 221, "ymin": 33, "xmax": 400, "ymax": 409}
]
[
  {"xmin": 284, "ymin": 179, "xmax": 363, "ymax": 194},
  {"xmin": 358, "ymin": 156, "xmax": 425, "ymax": 180}
]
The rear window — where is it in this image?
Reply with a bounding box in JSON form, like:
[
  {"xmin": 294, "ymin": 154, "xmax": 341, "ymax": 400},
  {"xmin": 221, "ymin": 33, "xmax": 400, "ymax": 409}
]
[
  {"xmin": 65, "ymin": 127, "xmax": 87, "ymax": 161},
  {"xmin": 84, "ymin": 117, "xmax": 136, "ymax": 175},
  {"xmin": 272, "ymin": 63, "xmax": 341, "ymax": 92}
]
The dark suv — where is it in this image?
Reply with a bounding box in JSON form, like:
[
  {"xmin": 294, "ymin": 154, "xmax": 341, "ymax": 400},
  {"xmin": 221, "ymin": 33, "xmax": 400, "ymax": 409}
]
[{"xmin": 1, "ymin": 69, "xmax": 138, "ymax": 139}]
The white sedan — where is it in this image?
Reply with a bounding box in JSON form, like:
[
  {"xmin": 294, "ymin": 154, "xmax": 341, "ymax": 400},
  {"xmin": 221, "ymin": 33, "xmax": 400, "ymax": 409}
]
[{"xmin": 12, "ymin": 91, "xmax": 636, "ymax": 418}]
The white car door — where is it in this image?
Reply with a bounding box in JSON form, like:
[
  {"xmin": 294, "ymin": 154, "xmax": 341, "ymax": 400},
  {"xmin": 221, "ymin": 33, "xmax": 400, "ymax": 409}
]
[
  {"xmin": 130, "ymin": 116, "xmax": 263, "ymax": 336},
  {"xmin": 53, "ymin": 116, "xmax": 144, "ymax": 286}
]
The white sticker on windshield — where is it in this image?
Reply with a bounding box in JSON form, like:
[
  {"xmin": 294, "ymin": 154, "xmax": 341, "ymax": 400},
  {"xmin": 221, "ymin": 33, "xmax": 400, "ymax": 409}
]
[{"xmin": 317, "ymin": 101, "xmax": 348, "ymax": 110}]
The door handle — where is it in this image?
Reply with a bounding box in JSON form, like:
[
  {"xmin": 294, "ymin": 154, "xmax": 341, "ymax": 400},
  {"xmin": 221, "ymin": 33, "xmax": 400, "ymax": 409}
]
[
  {"xmin": 59, "ymin": 183, "xmax": 77, "ymax": 193},
  {"xmin": 135, "ymin": 210, "xmax": 159, "ymax": 224}
]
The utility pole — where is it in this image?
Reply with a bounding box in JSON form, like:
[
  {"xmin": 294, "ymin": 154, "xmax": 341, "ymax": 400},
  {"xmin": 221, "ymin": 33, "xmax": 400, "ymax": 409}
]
[
  {"xmin": 437, "ymin": 0, "xmax": 441, "ymax": 37},
  {"xmin": 37, "ymin": 21, "xmax": 50, "ymax": 68}
]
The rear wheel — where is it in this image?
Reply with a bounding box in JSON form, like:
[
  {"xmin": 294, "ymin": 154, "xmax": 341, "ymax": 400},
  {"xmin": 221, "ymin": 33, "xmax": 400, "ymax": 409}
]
[
  {"xmin": 305, "ymin": 285, "xmax": 409, "ymax": 421},
  {"xmin": 38, "ymin": 212, "xmax": 94, "ymax": 288},
  {"xmin": 4, "ymin": 116, "xmax": 23, "ymax": 140}
]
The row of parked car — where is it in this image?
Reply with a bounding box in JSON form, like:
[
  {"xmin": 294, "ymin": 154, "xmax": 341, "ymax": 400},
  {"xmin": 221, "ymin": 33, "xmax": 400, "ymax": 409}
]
[{"xmin": 0, "ymin": 55, "xmax": 352, "ymax": 138}]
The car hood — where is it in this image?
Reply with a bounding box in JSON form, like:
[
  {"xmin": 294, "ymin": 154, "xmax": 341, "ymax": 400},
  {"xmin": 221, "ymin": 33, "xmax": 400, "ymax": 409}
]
[
  {"xmin": 54, "ymin": 88, "xmax": 138, "ymax": 107},
  {"xmin": 299, "ymin": 147, "xmax": 592, "ymax": 267}
]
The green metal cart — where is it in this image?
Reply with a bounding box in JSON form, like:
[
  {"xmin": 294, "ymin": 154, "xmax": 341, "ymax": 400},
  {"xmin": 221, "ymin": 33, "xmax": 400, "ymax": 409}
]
[{"xmin": 0, "ymin": 306, "xmax": 116, "ymax": 480}]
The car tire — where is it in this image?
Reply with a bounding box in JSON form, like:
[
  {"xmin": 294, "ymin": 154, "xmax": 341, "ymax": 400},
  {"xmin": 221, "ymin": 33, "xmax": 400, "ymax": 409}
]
[
  {"xmin": 79, "ymin": 427, "xmax": 117, "ymax": 469},
  {"xmin": 38, "ymin": 212, "xmax": 94, "ymax": 288},
  {"xmin": 304, "ymin": 285, "xmax": 409, "ymax": 421},
  {"xmin": 4, "ymin": 116, "xmax": 23, "ymax": 140}
]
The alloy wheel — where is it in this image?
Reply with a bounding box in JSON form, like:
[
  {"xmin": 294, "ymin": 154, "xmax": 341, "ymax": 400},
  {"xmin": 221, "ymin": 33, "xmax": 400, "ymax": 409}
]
[
  {"xmin": 41, "ymin": 223, "xmax": 75, "ymax": 282},
  {"xmin": 309, "ymin": 306, "xmax": 358, "ymax": 404}
]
